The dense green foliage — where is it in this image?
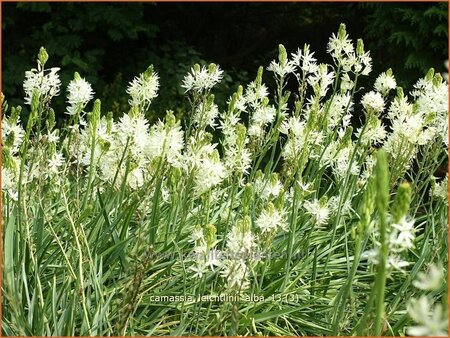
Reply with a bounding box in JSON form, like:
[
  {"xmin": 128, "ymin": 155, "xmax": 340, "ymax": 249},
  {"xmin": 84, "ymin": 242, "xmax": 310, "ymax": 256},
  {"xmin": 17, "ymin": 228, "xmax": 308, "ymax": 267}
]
[{"xmin": 2, "ymin": 2, "xmax": 448, "ymax": 120}]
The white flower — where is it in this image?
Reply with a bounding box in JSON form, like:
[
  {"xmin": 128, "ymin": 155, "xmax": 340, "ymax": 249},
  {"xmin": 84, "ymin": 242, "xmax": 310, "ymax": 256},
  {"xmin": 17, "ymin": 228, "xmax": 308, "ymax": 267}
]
[
  {"xmin": 356, "ymin": 117, "xmax": 387, "ymax": 145},
  {"xmin": 390, "ymin": 216, "xmax": 415, "ymax": 251},
  {"xmin": 181, "ymin": 64, "xmax": 223, "ymax": 93},
  {"xmin": 194, "ymin": 151, "xmax": 226, "ymax": 195},
  {"xmin": 326, "ymin": 93, "xmax": 353, "ymax": 130},
  {"xmin": 66, "ymin": 76, "xmax": 94, "ymax": 115},
  {"xmin": 205, "ymin": 249, "xmax": 222, "ymax": 270},
  {"xmin": 47, "ymin": 152, "xmax": 64, "ymax": 174},
  {"xmin": 387, "ymin": 255, "xmax": 410, "ymax": 271},
  {"xmin": 2, "ymin": 166, "xmax": 18, "ymax": 200},
  {"xmin": 189, "ymin": 228, "xmax": 205, "ymax": 243},
  {"xmin": 47, "ymin": 130, "xmax": 60, "ymax": 143},
  {"xmin": 194, "ymin": 102, "xmax": 219, "ymax": 129},
  {"xmin": 407, "ymin": 296, "xmax": 448, "ymax": 336},
  {"xmin": 256, "ymin": 175, "xmax": 283, "ymax": 200},
  {"xmin": 361, "ymin": 91, "xmax": 384, "ymax": 113},
  {"xmin": 308, "ymin": 64, "xmax": 335, "ymax": 97},
  {"xmin": 220, "ymin": 259, "xmax": 250, "ymax": 289},
  {"xmin": 252, "ymin": 105, "xmax": 276, "ymax": 126},
  {"xmin": 117, "ymin": 112, "xmax": 150, "ymax": 152},
  {"xmin": 220, "ymin": 217, "xmax": 259, "ymax": 290},
  {"xmin": 304, "ymin": 199, "xmax": 330, "ymax": 226},
  {"xmin": 374, "ymin": 71, "xmax": 396, "ymax": 95},
  {"xmin": 267, "ymin": 59, "xmax": 295, "ymax": 78},
  {"xmin": 127, "ymin": 168, "xmax": 145, "ymax": 189},
  {"xmin": 279, "ymin": 116, "xmax": 305, "ymax": 136},
  {"xmin": 365, "ymin": 248, "xmax": 410, "ymax": 272},
  {"xmin": 413, "ymin": 264, "xmax": 444, "ymax": 291},
  {"xmin": 357, "ymin": 52, "xmax": 372, "ymax": 76},
  {"xmin": 189, "ymin": 263, "xmax": 207, "ymax": 279},
  {"xmin": 146, "ymin": 119, "xmax": 184, "ymax": 166},
  {"xmin": 256, "ymin": 204, "xmax": 287, "ymax": 233},
  {"xmin": 248, "ymin": 124, "xmax": 262, "ymax": 138},
  {"xmin": 331, "ymin": 146, "xmax": 360, "ymax": 179},
  {"xmin": 291, "ymin": 44, "xmax": 318, "ymax": 74},
  {"xmin": 2, "ymin": 116, "xmax": 25, "ymax": 154},
  {"xmin": 23, "ymin": 66, "xmax": 61, "ymax": 105},
  {"xmin": 387, "ymin": 95, "xmax": 413, "ymax": 121},
  {"xmin": 413, "ymin": 76, "xmax": 448, "ymax": 116},
  {"xmin": 432, "ymin": 175, "xmax": 448, "ymax": 203},
  {"xmin": 245, "ymin": 82, "xmax": 269, "ymax": 109},
  {"xmin": 127, "ymin": 67, "xmax": 159, "ymax": 108},
  {"xmin": 328, "ymin": 195, "xmax": 352, "ymax": 216},
  {"xmin": 327, "ymin": 31, "xmax": 354, "ymax": 59},
  {"xmin": 340, "ymin": 73, "xmax": 354, "ymax": 91},
  {"xmin": 226, "ymin": 220, "xmax": 257, "ymax": 258}
]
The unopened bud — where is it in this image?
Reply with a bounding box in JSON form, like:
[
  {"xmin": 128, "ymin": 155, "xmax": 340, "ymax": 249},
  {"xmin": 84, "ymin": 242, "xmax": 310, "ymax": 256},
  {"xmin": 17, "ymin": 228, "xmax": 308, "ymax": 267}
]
[
  {"xmin": 278, "ymin": 44, "xmax": 287, "ymax": 65},
  {"xmin": 391, "ymin": 182, "xmax": 412, "ymax": 223},
  {"xmin": 204, "ymin": 224, "xmax": 217, "ymax": 249},
  {"xmin": 425, "ymin": 68, "xmax": 435, "ymax": 81},
  {"xmin": 356, "ymin": 39, "xmax": 364, "ymax": 56},
  {"xmin": 208, "ymin": 63, "xmax": 217, "ymax": 74},
  {"xmin": 166, "ymin": 110, "xmax": 176, "ymax": 127},
  {"xmin": 38, "ymin": 47, "xmax": 49, "ymax": 66},
  {"xmin": 144, "ymin": 65, "xmax": 154, "ymax": 81},
  {"xmin": 338, "ymin": 23, "xmax": 347, "ymax": 41},
  {"xmin": 256, "ymin": 66, "xmax": 264, "ymax": 87}
]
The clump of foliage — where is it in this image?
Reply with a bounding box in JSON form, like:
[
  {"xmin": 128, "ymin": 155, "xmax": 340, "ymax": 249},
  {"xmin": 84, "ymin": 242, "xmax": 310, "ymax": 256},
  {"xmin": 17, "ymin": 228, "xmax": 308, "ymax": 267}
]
[{"xmin": 2, "ymin": 25, "xmax": 448, "ymax": 336}]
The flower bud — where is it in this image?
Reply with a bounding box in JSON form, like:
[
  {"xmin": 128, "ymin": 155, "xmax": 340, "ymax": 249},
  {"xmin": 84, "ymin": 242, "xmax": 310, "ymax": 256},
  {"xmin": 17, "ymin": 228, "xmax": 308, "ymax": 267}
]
[
  {"xmin": 11, "ymin": 106, "xmax": 21, "ymax": 124},
  {"xmin": 165, "ymin": 110, "xmax": 176, "ymax": 127},
  {"xmin": 237, "ymin": 85, "xmax": 243, "ymax": 97},
  {"xmin": 338, "ymin": 23, "xmax": 347, "ymax": 41},
  {"xmin": 278, "ymin": 44, "xmax": 287, "ymax": 65},
  {"xmin": 356, "ymin": 39, "xmax": 364, "ymax": 56},
  {"xmin": 391, "ymin": 182, "xmax": 411, "ymax": 223},
  {"xmin": 206, "ymin": 94, "xmax": 215, "ymax": 107},
  {"xmin": 238, "ymin": 215, "xmax": 252, "ymax": 233},
  {"xmin": 129, "ymin": 106, "xmax": 139, "ymax": 118},
  {"xmin": 208, "ymin": 63, "xmax": 217, "ymax": 74},
  {"xmin": 433, "ymin": 73, "xmax": 443, "ymax": 87},
  {"xmin": 91, "ymin": 99, "xmax": 101, "ymax": 128},
  {"xmin": 425, "ymin": 68, "xmax": 435, "ymax": 81},
  {"xmin": 204, "ymin": 224, "xmax": 217, "ymax": 250},
  {"xmin": 236, "ymin": 123, "xmax": 247, "ymax": 148},
  {"xmin": 74, "ymin": 71, "xmax": 81, "ymax": 81},
  {"xmin": 38, "ymin": 47, "xmax": 49, "ymax": 67},
  {"xmin": 143, "ymin": 65, "xmax": 154, "ymax": 81},
  {"xmin": 242, "ymin": 183, "xmax": 254, "ymax": 214},
  {"xmin": 228, "ymin": 92, "xmax": 238, "ymax": 113},
  {"xmin": 256, "ymin": 66, "xmax": 263, "ymax": 87}
]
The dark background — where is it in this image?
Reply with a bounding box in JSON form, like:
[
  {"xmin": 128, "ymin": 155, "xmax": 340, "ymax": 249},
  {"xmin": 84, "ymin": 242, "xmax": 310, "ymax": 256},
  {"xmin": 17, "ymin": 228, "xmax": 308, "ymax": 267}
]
[{"xmin": 2, "ymin": 2, "xmax": 448, "ymax": 121}]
